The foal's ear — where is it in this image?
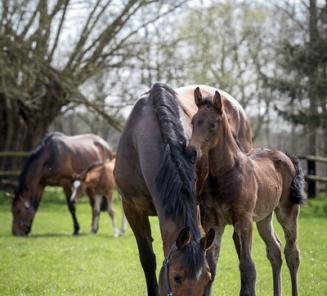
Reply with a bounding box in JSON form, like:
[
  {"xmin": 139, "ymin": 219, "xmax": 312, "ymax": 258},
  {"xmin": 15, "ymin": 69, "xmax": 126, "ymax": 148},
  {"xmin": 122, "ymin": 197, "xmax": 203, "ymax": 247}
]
[
  {"xmin": 200, "ymin": 228, "xmax": 215, "ymax": 250},
  {"xmin": 213, "ymin": 91, "xmax": 223, "ymax": 115},
  {"xmin": 176, "ymin": 226, "xmax": 192, "ymax": 250},
  {"xmin": 194, "ymin": 87, "xmax": 203, "ymax": 107}
]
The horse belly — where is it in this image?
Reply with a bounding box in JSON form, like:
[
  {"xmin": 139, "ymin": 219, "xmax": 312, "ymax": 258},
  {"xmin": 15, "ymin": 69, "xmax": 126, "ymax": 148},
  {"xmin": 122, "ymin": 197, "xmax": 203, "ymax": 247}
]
[{"xmin": 253, "ymin": 177, "xmax": 283, "ymax": 222}]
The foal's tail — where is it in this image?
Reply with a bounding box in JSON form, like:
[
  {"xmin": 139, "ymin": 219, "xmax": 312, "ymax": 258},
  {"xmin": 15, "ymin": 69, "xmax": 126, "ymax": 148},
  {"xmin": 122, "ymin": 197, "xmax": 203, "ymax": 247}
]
[{"xmin": 286, "ymin": 153, "xmax": 306, "ymax": 204}]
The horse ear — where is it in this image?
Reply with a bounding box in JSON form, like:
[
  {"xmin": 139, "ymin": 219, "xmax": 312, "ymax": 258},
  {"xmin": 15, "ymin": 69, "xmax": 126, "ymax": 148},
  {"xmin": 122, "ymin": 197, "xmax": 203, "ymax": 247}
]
[
  {"xmin": 200, "ymin": 228, "xmax": 215, "ymax": 250},
  {"xmin": 176, "ymin": 226, "xmax": 192, "ymax": 250},
  {"xmin": 194, "ymin": 87, "xmax": 203, "ymax": 107},
  {"xmin": 213, "ymin": 91, "xmax": 223, "ymax": 114}
]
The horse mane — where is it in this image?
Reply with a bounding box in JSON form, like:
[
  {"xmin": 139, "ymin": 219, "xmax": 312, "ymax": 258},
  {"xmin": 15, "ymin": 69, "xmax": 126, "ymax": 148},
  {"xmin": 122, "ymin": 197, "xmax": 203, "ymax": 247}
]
[
  {"xmin": 150, "ymin": 82, "xmax": 203, "ymax": 276},
  {"xmin": 16, "ymin": 133, "xmax": 57, "ymax": 195}
]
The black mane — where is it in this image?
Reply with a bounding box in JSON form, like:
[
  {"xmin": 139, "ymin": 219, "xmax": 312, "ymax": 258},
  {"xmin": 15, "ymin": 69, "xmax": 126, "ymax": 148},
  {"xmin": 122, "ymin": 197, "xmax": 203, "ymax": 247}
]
[
  {"xmin": 150, "ymin": 82, "xmax": 203, "ymax": 275},
  {"xmin": 16, "ymin": 133, "xmax": 58, "ymax": 195}
]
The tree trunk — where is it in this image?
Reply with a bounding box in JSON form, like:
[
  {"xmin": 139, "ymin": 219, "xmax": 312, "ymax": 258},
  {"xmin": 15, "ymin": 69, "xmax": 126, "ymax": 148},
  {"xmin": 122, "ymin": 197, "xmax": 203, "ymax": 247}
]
[{"xmin": 0, "ymin": 83, "xmax": 65, "ymax": 174}]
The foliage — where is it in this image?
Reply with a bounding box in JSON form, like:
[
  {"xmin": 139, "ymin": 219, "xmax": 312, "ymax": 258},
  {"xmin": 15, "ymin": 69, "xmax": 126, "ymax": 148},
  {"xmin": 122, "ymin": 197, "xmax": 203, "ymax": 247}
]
[
  {"xmin": 267, "ymin": 0, "xmax": 327, "ymax": 153},
  {"xmin": 0, "ymin": 189, "xmax": 327, "ymax": 295}
]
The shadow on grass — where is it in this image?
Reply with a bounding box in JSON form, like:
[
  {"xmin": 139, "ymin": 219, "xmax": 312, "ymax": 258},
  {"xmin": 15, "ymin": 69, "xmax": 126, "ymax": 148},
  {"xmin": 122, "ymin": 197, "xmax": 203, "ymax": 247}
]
[{"xmin": 29, "ymin": 232, "xmax": 90, "ymax": 238}]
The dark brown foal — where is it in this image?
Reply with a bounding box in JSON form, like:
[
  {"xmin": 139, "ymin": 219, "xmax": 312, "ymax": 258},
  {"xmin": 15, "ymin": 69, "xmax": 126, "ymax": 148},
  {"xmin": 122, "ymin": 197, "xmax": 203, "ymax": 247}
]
[{"xmin": 188, "ymin": 88, "xmax": 305, "ymax": 296}]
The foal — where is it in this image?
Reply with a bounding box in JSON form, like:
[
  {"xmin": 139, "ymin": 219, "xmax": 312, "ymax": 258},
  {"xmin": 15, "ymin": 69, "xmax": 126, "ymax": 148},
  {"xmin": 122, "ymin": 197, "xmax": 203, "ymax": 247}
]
[
  {"xmin": 188, "ymin": 88, "xmax": 305, "ymax": 296},
  {"xmin": 71, "ymin": 159, "xmax": 126, "ymax": 237}
]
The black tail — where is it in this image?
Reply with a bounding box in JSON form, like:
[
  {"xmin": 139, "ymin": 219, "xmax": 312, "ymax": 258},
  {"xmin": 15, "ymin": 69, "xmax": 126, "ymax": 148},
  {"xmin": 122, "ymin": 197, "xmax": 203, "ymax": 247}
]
[
  {"xmin": 286, "ymin": 153, "xmax": 306, "ymax": 204},
  {"xmin": 150, "ymin": 82, "xmax": 198, "ymax": 235}
]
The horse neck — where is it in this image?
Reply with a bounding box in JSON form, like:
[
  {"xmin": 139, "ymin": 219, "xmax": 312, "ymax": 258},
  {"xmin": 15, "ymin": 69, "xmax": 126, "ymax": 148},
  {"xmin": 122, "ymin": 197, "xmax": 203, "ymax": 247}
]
[{"xmin": 209, "ymin": 114, "xmax": 240, "ymax": 176}]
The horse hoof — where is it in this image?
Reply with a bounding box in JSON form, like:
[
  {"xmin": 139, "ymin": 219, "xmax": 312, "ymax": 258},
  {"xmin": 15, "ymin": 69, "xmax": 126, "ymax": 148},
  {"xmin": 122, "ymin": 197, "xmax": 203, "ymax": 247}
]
[
  {"xmin": 73, "ymin": 231, "xmax": 79, "ymax": 236},
  {"xmin": 119, "ymin": 229, "xmax": 126, "ymax": 236},
  {"xmin": 91, "ymin": 229, "xmax": 98, "ymax": 234},
  {"xmin": 113, "ymin": 229, "xmax": 119, "ymax": 238}
]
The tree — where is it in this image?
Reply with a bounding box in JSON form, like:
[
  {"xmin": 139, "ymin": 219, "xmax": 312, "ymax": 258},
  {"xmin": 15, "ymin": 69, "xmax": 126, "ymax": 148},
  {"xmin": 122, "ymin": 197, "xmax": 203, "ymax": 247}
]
[
  {"xmin": 0, "ymin": 0, "xmax": 186, "ymax": 171},
  {"xmin": 175, "ymin": 1, "xmax": 276, "ymax": 140},
  {"xmin": 268, "ymin": 0, "xmax": 327, "ymax": 155}
]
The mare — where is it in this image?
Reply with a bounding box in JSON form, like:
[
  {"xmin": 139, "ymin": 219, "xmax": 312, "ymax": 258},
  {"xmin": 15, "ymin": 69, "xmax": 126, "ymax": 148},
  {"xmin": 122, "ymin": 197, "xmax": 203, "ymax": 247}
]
[
  {"xmin": 12, "ymin": 132, "xmax": 113, "ymax": 236},
  {"xmin": 114, "ymin": 83, "xmax": 252, "ymax": 296},
  {"xmin": 187, "ymin": 89, "xmax": 306, "ymax": 296},
  {"xmin": 70, "ymin": 159, "xmax": 127, "ymax": 236}
]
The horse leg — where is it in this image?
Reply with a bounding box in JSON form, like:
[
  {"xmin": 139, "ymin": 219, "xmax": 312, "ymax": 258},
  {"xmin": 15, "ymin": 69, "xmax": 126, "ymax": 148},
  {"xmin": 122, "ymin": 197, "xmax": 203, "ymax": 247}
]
[
  {"xmin": 123, "ymin": 199, "xmax": 158, "ymax": 296},
  {"xmin": 204, "ymin": 224, "xmax": 225, "ymax": 296},
  {"xmin": 64, "ymin": 186, "xmax": 80, "ymax": 235},
  {"xmin": 119, "ymin": 193, "xmax": 127, "ymax": 235},
  {"xmin": 234, "ymin": 215, "xmax": 256, "ymax": 296},
  {"xmin": 275, "ymin": 206, "xmax": 300, "ymax": 296},
  {"xmin": 106, "ymin": 190, "xmax": 119, "ymax": 238},
  {"xmin": 91, "ymin": 194, "xmax": 101, "ymax": 234},
  {"xmin": 256, "ymin": 214, "xmax": 282, "ymax": 296}
]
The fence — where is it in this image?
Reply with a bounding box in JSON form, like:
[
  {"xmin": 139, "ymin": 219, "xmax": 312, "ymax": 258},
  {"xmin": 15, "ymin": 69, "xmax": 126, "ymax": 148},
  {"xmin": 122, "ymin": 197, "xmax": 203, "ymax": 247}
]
[
  {"xmin": 0, "ymin": 151, "xmax": 31, "ymax": 177},
  {"xmin": 299, "ymin": 155, "xmax": 327, "ymax": 198},
  {"xmin": 0, "ymin": 151, "xmax": 326, "ymax": 197}
]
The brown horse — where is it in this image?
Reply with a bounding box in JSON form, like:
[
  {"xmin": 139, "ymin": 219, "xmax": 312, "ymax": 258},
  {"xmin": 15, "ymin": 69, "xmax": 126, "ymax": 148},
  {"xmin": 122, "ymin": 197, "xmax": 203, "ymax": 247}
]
[
  {"xmin": 187, "ymin": 88, "xmax": 306, "ymax": 296},
  {"xmin": 114, "ymin": 83, "xmax": 251, "ymax": 296},
  {"xmin": 12, "ymin": 132, "xmax": 113, "ymax": 236},
  {"xmin": 70, "ymin": 159, "xmax": 127, "ymax": 236}
]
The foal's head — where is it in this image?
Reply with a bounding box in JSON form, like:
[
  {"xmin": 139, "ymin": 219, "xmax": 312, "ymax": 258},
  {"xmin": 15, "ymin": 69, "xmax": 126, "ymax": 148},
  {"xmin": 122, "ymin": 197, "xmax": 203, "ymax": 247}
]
[
  {"xmin": 186, "ymin": 87, "xmax": 225, "ymax": 162},
  {"xmin": 159, "ymin": 227, "xmax": 215, "ymax": 296},
  {"xmin": 70, "ymin": 161, "xmax": 104, "ymax": 202}
]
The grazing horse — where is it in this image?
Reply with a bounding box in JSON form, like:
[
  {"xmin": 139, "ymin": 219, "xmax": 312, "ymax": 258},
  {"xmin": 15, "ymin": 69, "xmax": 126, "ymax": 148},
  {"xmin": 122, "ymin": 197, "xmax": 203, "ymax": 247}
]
[
  {"xmin": 70, "ymin": 159, "xmax": 127, "ymax": 236},
  {"xmin": 187, "ymin": 88, "xmax": 306, "ymax": 296},
  {"xmin": 12, "ymin": 132, "xmax": 113, "ymax": 236},
  {"xmin": 114, "ymin": 83, "xmax": 252, "ymax": 296}
]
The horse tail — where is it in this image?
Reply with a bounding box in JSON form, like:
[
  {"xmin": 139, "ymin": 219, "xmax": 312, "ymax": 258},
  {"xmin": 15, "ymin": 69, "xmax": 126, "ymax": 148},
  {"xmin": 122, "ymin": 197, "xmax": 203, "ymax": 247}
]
[
  {"xmin": 286, "ymin": 153, "xmax": 306, "ymax": 204},
  {"xmin": 150, "ymin": 82, "xmax": 197, "ymax": 231}
]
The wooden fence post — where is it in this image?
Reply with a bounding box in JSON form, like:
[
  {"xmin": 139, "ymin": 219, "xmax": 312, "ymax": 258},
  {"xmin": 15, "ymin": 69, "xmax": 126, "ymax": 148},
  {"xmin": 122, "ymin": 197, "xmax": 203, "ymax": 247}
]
[{"xmin": 307, "ymin": 158, "xmax": 316, "ymax": 198}]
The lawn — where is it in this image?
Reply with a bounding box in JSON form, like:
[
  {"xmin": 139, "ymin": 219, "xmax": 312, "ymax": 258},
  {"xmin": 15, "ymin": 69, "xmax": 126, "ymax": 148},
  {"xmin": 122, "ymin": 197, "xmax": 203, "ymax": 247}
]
[{"xmin": 0, "ymin": 188, "xmax": 327, "ymax": 295}]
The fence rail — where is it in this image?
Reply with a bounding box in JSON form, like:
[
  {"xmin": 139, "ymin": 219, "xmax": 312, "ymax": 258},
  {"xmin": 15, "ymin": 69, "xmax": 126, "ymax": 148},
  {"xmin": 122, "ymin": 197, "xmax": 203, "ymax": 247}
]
[
  {"xmin": 299, "ymin": 155, "xmax": 327, "ymax": 198},
  {"xmin": 0, "ymin": 151, "xmax": 326, "ymax": 197},
  {"xmin": 0, "ymin": 151, "xmax": 31, "ymax": 178}
]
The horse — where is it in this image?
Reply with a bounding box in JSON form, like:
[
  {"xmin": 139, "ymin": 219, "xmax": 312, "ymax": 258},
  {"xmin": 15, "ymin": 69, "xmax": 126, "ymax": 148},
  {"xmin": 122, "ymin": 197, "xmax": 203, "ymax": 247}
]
[
  {"xmin": 12, "ymin": 132, "xmax": 114, "ymax": 236},
  {"xmin": 187, "ymin": 88, "xmax": 306, "ymax": 296},
  {"xmin": 114, "ymin": 83, "xmax": 252, "ymax": 296},
  {"xmin": 70, "ymin": 158, "xmax": 127, "ymax": 236}
]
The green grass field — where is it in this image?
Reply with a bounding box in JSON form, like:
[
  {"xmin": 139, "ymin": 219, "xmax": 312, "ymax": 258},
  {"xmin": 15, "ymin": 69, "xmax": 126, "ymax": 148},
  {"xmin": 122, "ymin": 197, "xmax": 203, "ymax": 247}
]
[{"xmin": 1, "ymin": 189, "xmax": 327, "ymax": 295}]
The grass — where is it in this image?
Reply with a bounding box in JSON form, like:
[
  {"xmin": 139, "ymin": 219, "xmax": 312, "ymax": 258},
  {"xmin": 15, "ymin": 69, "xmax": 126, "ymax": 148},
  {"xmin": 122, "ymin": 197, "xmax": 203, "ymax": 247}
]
[{"xmin": 1, "ymin": 189, "xmax": 327, "ymax": 295}]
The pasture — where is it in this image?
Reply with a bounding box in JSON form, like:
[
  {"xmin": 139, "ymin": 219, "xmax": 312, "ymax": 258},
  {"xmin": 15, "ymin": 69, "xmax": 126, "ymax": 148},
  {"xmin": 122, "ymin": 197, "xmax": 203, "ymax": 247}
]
[{"xmin": 1, "ymin": 189, "xmax": 327, "ymax": 296}]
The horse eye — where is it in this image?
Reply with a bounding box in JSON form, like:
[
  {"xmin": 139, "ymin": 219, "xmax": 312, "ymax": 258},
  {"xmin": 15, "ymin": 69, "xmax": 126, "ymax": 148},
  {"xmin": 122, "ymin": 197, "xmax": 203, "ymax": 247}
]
[
  {"xmin": 209, "ymin": 122, "xmax": 217, "ymax": 131},
  {"xmin": 173, "ymin": 274, "xmax": 182, "ymax": 284}
]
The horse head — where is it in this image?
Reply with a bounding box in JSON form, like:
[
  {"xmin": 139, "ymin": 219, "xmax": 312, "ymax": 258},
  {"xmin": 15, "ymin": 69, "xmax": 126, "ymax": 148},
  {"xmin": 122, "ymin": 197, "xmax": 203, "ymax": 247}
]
[
  {"xmin": 187, "ymin": 87, "xmax": 225, "ymax": 160},
  {"xmin": 12, "ymin": 188, "xmax": 39, "ymax": 236},
  {"xmin": 159, "ymin": 227, "xmax": 215, "ymax": 296}
]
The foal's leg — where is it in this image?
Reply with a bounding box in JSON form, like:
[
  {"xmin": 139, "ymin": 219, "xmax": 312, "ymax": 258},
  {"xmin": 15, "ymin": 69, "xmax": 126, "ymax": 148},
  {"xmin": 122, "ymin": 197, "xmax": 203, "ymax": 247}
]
[
  {"xmin": 256, "ymin": 214, "xmax": 282, "ymax": 296},
  {"xmin": 63, "ymin": 186, "xmax": 80, "ymax": 235},
  {"xmin": 123, "ymin": 199, "xmax": 158, "ymax": 296},
  {"xmin": 106, "ymin": 190, "xmax": 119, "ymax": 238},
  {"xmin": 234, "ymin": 215, "xmax": 256, "ymax": 296},
  {"xmin": 204, "ymin": 224, "xmax": 225, "ymax": 296},
  {"xmin": 91, "ymin": 194, "xmax": 101, "ymax": 234},
  {"xmin": 275, "ymin": 206, "xmax": 300, "ymax": 296}
]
